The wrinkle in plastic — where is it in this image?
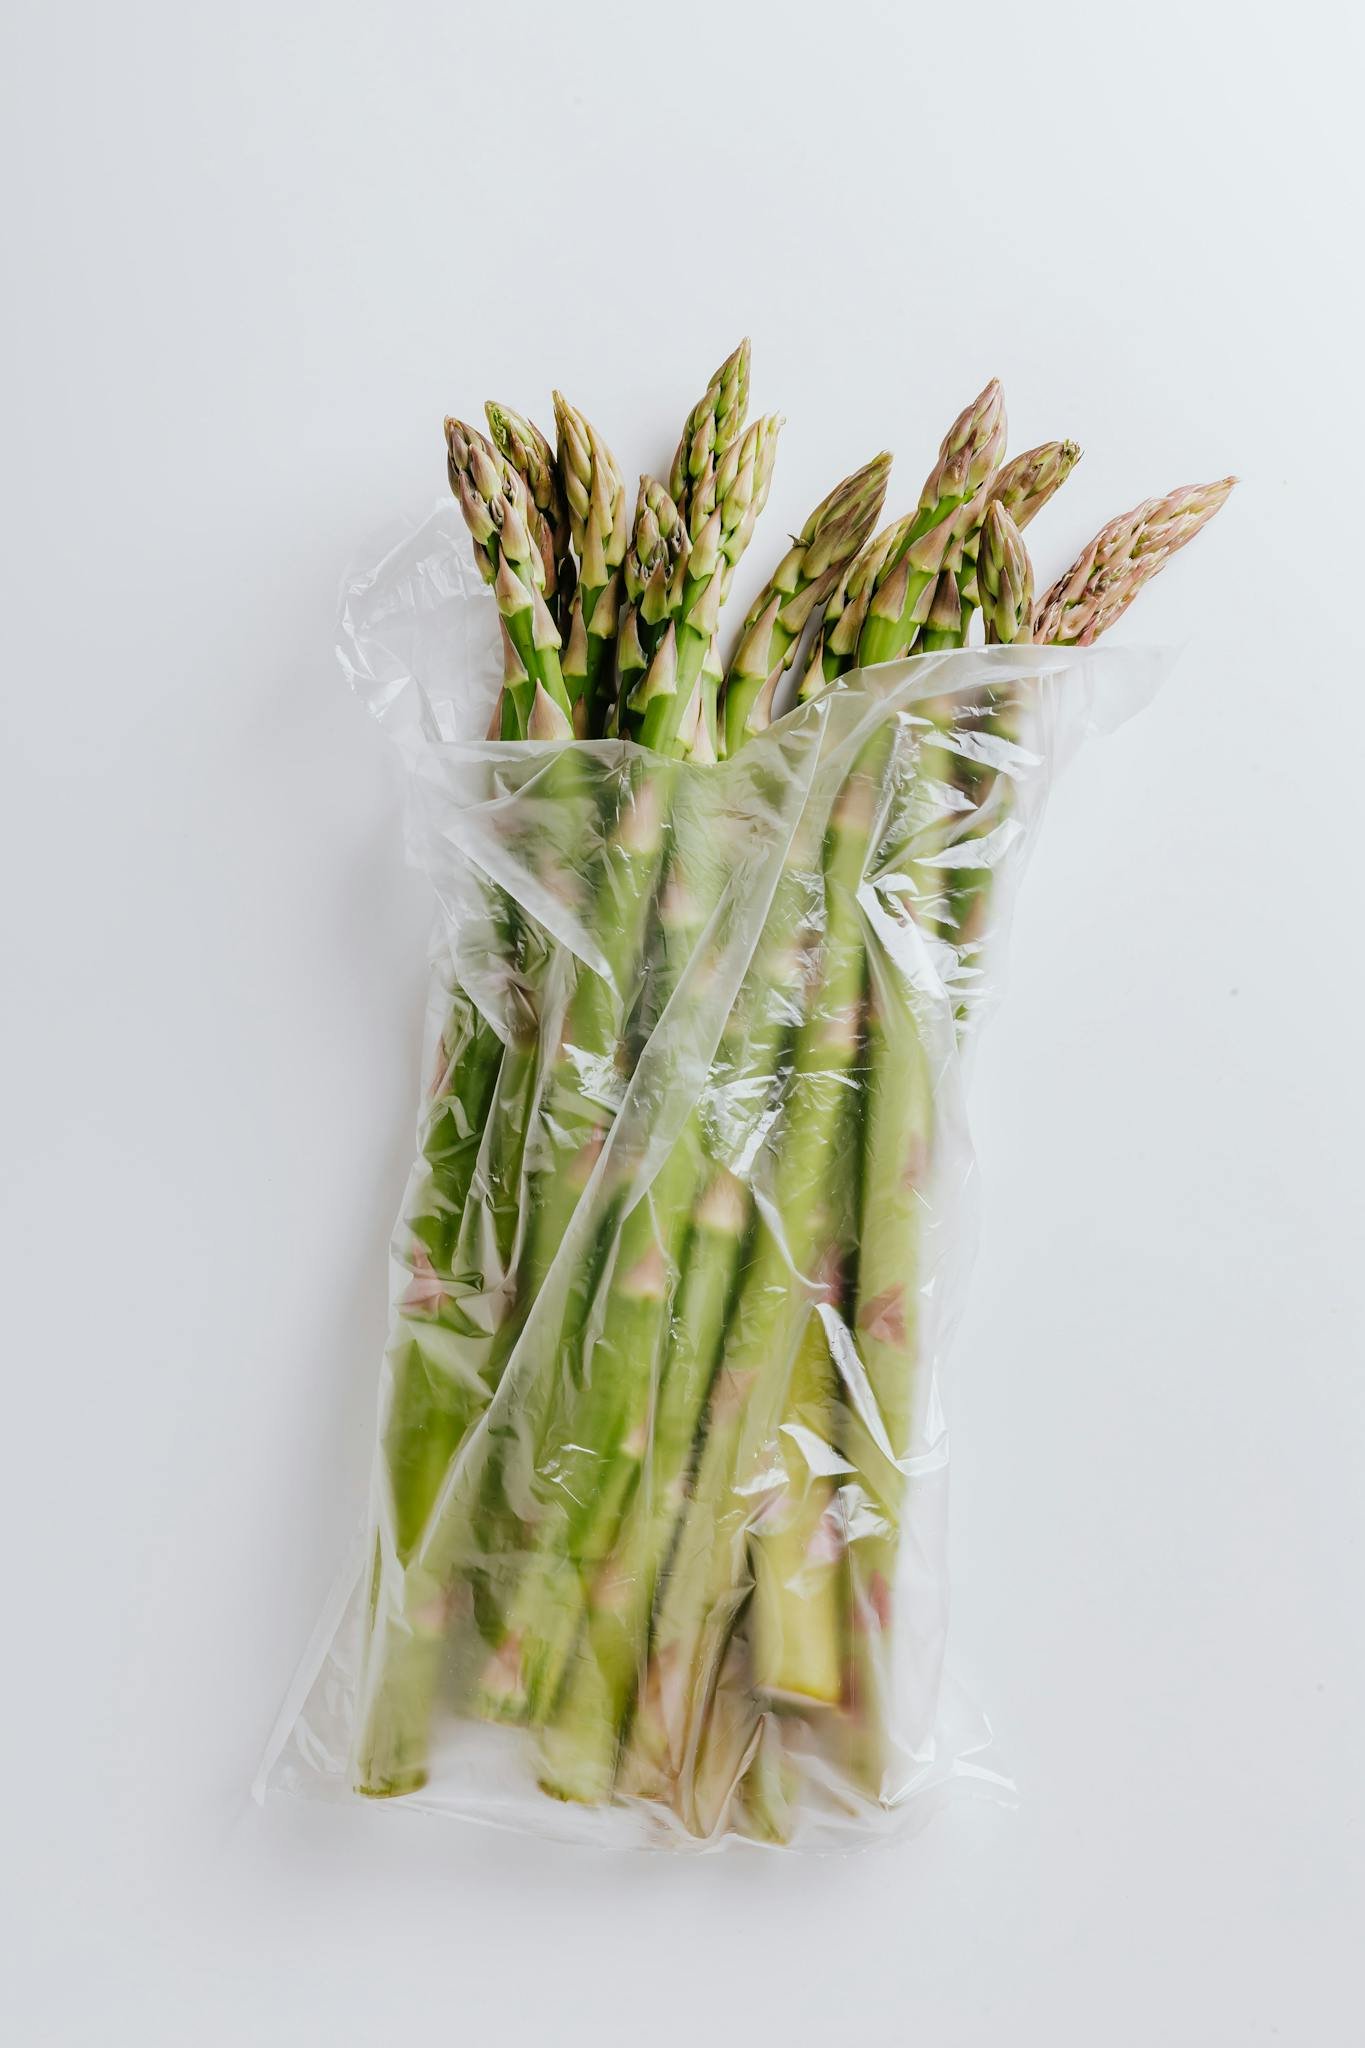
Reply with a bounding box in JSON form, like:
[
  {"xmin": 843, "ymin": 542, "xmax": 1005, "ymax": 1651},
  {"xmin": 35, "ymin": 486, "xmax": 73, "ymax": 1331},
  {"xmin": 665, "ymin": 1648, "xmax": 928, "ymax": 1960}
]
[{"xmin": 259, "ymin": 503, "xmax": 1165, "ymax": 1850}]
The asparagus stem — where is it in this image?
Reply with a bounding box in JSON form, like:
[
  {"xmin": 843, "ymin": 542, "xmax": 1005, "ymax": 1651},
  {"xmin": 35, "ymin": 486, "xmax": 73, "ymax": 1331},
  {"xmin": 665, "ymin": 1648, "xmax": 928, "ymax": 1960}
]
[
  {"xmin": 796, "ymin": 514, "xmax": 916, "ymax": 696},
  {"xmin": 424, "ymin": 350, "xmax": 771, "ymax": 1728},
  {"xmin": 669, "ymin": 339, "xmax": 752, "ymax": 537},
  {"xmin": 748, "ymin": 1309, "xmax": 847, "ymax": 1705},
  {"xmin": 842, "ymin": 478, "xmax": 1236, "ymax": 1796},
  {"xmin": 527, "ymin": 438, "xmax": 884, "ymax": 1790},
  {"xmin": 625, "ymin": 414, "xmax": 784, "ymax": 758},
  {"xmin": 622, "ymin": 756, "xmax": 874, "ymax": 1804},
  {"xmin": 852, "ymin": 381, "xmax": 1007, "ymax": 671},
  {"xmin": 611, "ymin": 477, "xmax": 688, "ymax": 736},
  {"xmin": 446, "ymin": 418, "xmax": 573, "ymax": 732},
  {"xmin": 554, "ymin": 393, "xmax": 628, "ymax": 729},
  {"xmin": 536, "ymin": 785, "xmax": 830, "ymax": 1801},
  {"xmin": 959, "ymin": 439, "xmax": 1081, "ymax": 605},
  {"xmin": 486, "ymin": 400, "xmax": 576, "ymax": 627},
  {"xmin": 534, "ymin": 1164, "xmax": 751, "ymax": 1802},
  {"xmin": 719, "ymin": 452, "xmax": 891, "ymax": 755}
]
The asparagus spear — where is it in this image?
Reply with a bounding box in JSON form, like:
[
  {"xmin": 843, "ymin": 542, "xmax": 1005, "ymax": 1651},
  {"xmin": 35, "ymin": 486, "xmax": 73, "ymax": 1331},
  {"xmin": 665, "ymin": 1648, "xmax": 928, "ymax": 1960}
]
[
  {"xmin": 509, "ymin": 458, "xmax": 897, "ymax": 1785},
  {"xmin": 670, "ymin": 338, "xmax": 752, "ymax": 536},
  {"xmin": 930, "ymin": 474, "xmax": 1236, "ymax": 960},
  {"xmin": 842, "ymin": 480, "xmax": 1235, "ymax": 1795},
  {"xmin": 794, "ymin": 387, "xmax": 1011, "ymax": 699},
  {"xmin": 623, "ymin": 412, "xmax": 783, "ymax": 758},
  {"xmin": 483, "ymin": 462, "xmax": 882, "ymax": 1715},
  {"xmin": 622, "ymin": 757, "xmax": 874, "ymax": 1802},
  {"xmin": 1033, "ymin": 476, "xmax": 1236, "ymax": 644},
  {"xmin": 365, "ymin": 413, "xmax": 600, "ymax": 1643},
  {"xmin": 534, "ymin": 1166, "xmax": 752, "ymax": 1803},
  {"xmin": 413, "ymin": 363, "xmax": 769, "ymax": 1724},
  {"xmin": 486, "ymin": 400, "xmax": 576, "ymax": 626},
  {"xmin": 554, "ymin": 393, "xmax": 629, "ymax": 729},
  {"xmin": 612, "ymin": 477, "xmax": 688, "ymax": 733},
  {"xmin": 840, "ymin": 505, "xmax": 1032, "ymax": 1796},
  {"xmin": 959, "ymin": 439, "xmax": 1081, "ymax": 605},
  {"xmin": 853, "ymin": 381, "xmax": 1007, "ymax": 670},
  {"xmin": 646, "ymin": 388, "xmax": 1010, "ymax": 1817},
  {"xmin": 446, "ymin": 419, "xmax": 573, "ymax": 734},
  {"xmin": 472, "ymin": 781, "xmax": 732, "ymax": 1723},
  {"xmin": 356, "ymin": 400, "xmax": 639, "ymax": 1789},
  {"xmin": 534, "ymin": 804, "xmax": 823, "ymax": 1796},
  {"xmin": 720, "ymin": 451, "xmax": 891, "ymax": 754},
  {"xmin": 796, "ymin": 514, "xmax": 915, "ymax": 696}
]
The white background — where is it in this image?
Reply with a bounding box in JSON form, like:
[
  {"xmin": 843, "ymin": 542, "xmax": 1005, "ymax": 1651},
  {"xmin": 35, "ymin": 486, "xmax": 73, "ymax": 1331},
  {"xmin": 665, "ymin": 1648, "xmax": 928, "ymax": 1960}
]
[{"xmin": 3, "ymin": 2, "xmax": 1362, "ymax": 2041}]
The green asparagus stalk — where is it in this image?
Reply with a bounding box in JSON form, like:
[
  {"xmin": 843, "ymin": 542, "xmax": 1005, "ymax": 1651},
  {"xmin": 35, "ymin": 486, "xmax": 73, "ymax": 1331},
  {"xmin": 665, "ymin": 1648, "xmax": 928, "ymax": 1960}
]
[
  {"xmin": 720, "ymin": 451, "xmax": 891, "ymax": 754},
  {"xmin": 677, "ymin": 389, "xmax": 1011, "ymax": 1819},
  {"xmin": 514, "ymin": 456, "xmax": 896, "ymax": 1790},
  {"xmin": 358, "ymin": 398, "xmax": 648, "ymax": 1788},
  {"xmin": 534, "ymin": 1164, "xmax": 752, "ymax": 1802},
  {"xmin": 357, "ymin": 799, "xmax": 571, "ymax": 1798},
  {"xmin": 622, "ymin": 755, "xmax": 874, "ymax": 1802},
  {"xmin": 534, "ymin": 821, "xmax": 820, "ymax": 1797},
  {"xmin": 486, "ymin": 400, "xmax": 576, "ymax": 627},
  {"xmin": 959, "ymin": 439, "xmax": 1081, "ymax": 606},
  {"xmin": 472, "ymin": 784, "xmax": 732, "ymax": 1722},
  {"xmin": 379, "ymin": 995, "xmax": 512, "ymax": 1560},
  {"xmin": 457, "ymin": 365, "xmax": 780, "ymax": 1690},
  {"xmin": 931, "ymin": 473, "xmax": 1236, "ymax": 958},
  {"xmin": 365, "ymin": 416, "xmax": 597, "ymax": 1624},
  {"xmin": 795, "ymin": 514, "xmax": 915, "ymax": 696},
  {"xmin": 840, "ymin": 507, "xmax": 1031, "ymax": 1796},
  {"xmin": 611, "ymin": 477, "xmax": 688, "ymax": 734},
  {"xmin": 446, "ymin": 419, "xmax": 574, "ymax": 735},
  {"xmin": 670, "ymin": 338, "xmax": 752, "ymax": 536},
  {"xmin": 623, "ymin": 412, "xmax": 783, "ymax": 758},
  {"xmin": 426, "ymin": 365, "xmax": 766, "ymax": 1714},
  {"xmin": 794, "ymin": 387, "xmax": 1010, "ymax": 703},
  {"xmin": 853, "ymin": 381, "xmax": 1007, "ymax": 671},
  {"xmin": 554, "ymin": 393, "xmax": 629, "ymax": 729},
  {"xmin": 917, "ymin": 443, "xmax": 1081, "ymax": 947},
  {"xmin": 841, "ymin": 479, "xmax": 1235, "ymax": 1796},
  {"xmin": 747, "ymin": 1248, "xmax": 847, "ymax": 1707}
]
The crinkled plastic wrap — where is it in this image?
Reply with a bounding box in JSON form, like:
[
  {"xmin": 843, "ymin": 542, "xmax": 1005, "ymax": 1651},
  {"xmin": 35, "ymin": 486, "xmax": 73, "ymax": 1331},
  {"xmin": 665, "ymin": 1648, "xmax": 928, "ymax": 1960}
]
[{"xmin": 258, "ymin": 503, "xmax": 1165, "ymax": 1851}]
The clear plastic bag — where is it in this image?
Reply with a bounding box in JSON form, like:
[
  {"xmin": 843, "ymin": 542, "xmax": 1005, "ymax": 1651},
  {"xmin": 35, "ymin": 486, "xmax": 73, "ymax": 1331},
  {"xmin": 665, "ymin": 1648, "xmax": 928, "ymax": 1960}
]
[{"xmin": 257, "ymin": 502, "xmax": 1165, "ymax": 1850}]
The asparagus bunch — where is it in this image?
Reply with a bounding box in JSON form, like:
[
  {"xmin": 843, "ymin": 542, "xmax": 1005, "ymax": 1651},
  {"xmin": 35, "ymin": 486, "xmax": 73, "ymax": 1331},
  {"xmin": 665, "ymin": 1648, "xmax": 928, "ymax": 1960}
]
[
  {"xmin": 472, "ymin": 452, "xmax": 892, "ymax": 1735},
  {"xmin": 351, "ymin": 346, "xmax": 1234, "ymax": 1840},
  {"xmin": 358, "ymin": 348, "xmax": 785, "ymax": 1786},
  {"xmin": 615, "ymin": 387, "xmax": 1010, "ymax": 1818}
]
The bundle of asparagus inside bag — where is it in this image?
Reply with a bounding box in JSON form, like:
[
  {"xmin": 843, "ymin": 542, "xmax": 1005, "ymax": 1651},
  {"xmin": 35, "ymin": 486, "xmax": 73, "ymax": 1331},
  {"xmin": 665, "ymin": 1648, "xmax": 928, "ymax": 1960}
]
[{"xmin": 350, "ymin": 343, "xmax": 1232, "ymax": 1842}]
